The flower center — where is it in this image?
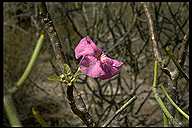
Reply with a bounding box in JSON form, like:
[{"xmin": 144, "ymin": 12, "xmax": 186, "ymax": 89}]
[
  {"xmin": 94, "ymin": 53, "xmax": 106, "ymax": 64},
  {"xmin": 100, "ymin": 54, "xmax": 105, "ymax": 63},
  {"xmin": 94, "ymin": 54, "xmax": 100, "ymax": 60}
]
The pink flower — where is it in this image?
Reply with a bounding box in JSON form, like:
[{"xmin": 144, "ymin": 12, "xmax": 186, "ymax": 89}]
[{"xmin": 75, "ymin": 36, "xmax": 123, "ymax": 80}]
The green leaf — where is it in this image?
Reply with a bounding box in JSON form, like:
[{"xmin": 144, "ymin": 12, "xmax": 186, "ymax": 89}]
[
  {"xmin": 66, "ymin": 76, "xmax": 72, "ymax": 83},
  {"xmin": 60, "ymin": 74, "xmax": 65, "ymax": 79},
  {"xmin": 47, "ymin": 75, "xmax": 62, "ymax": 82},
  {"xmin": 63, "ymin": 63, "xmax": 71, "ymax": 75},
  {"xmin": 74, "ymin": 67, "xmax": 83, "ymax": 78},
  {"xmin": 71, "ymin": 67, "xmax": 83, "ymax": 83}
]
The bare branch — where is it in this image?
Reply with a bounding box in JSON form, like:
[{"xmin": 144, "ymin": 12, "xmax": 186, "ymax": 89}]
[
  {"xmin": 142, "ymin": 2, "xmax": 173, "ymax": 80},
  {"xmin": 178, "ymin": 29, "xmax": 189, "ymax": 67},
  {"xmin": 67, "ymin": 84, "xmax": 95, "ymax": 127},
  {"xmin": 38, "ymin": 2, "xmax": 95, "ymax": 127},
  {"xmin": 38, "ymin": 2, "xmax": 65, "ymax": 72},
  {"xmin": 142, "ymin": 2, "xmax": 162, "ymax": 63}
]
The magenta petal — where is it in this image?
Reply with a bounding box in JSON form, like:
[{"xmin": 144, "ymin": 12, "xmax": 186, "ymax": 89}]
[
  {"xmin": 75, "ymin": 36, "xmax": 102, "ymax": 59},
  {"xmin": 100, "ymin": 53, "xmax": 123, "ymax": 68},
  {"xmin": 79, "ymin": 56, "xmax": 105, "ymax": 78},
  {"xmin": 99, "ymin": 55, "xmax": 123, "ymax": 80},
  {"xmin": 100, "ymin": 64, "xmax": 119, "ymax": 80},
  {"xmin": 100, "ymin": 54, "xmax": 113, "ymax": 65},
  {"xmin": 75, "ymin": 36, "xmax": 123, "ymax": 80},
  {"xmin": 112, "ymin": 60, "xmax": 123, "ymax": 68}
]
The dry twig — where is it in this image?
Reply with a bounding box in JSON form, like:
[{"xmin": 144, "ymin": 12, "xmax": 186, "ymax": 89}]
[{"xmin": 38, "ymin": 2, "xmax": 95, "ymax": 127}]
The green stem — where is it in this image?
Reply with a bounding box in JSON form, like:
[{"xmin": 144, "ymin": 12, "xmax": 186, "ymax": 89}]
[
  {"xmin": 9, "ymin": 34, "xmax": 44, "ymax": 94},
  {"xmin": 32, "ymin": 107, "xmax": 48, "ymax": 127},
  {"xmin": 153, "ymin": 59, "xmax": 158, "ymax": 88},
  {"xmin": 163, "ymin": 113, "xmax": 169, "ymax": 127},
  {"xmin": 4, "ymin": 90, "xmax": 22, "ymax": 127},
  {"xmin": 102, "ymin": 95, "xmax": 137, "ymax": 127},
  {"xmin": 152, "ymin": 60, "xmax": 180, "ymax": 127},
  {"xmin": 161, "ymin": 85, "xmax": 189, "ymax": 120},
  {"xmin": 166, "ymin": 46, "xmax": 189, "ymax": 82}
]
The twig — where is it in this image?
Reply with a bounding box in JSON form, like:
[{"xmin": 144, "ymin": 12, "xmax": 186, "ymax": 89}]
[
  {"xmin": 102, "ymin": 95, "xmax": 137, "ymax": 127},
  {"xmin": 67, "ymin": 84, "xmax": 95, "ymax": 127},
  {"xmin": 38, "ymin": 2, "xmax": 65, "ymax": 72},
  {"xmin": 152, "ymin": 59, "xmax": 158, "ymax": 88},
  {"xmin": 161, "ymin": 85, "xmax": 189, "ymax": 120},
  {"xmin": 142, "ymin": 2, "xmax": 162, "ymax": 63},
  {"xmin": 166, "ymin": 2, "xmax": 185, "ymax": 35},
  {"xmin": 151, "ymin": 60, "xmax": 180, "ymax": 127},
  {"xmin": 4, "ymin": 89, "xmax": 23, "ymax": 127},
  {"xmin": 32, "ymin": 107, "xmax": 49, "ymax": 127},
  {"xmin": 142, "ymin": 2, "xmax": 173, "ymax": 80},
  {"xmin": 166, "ymin": 46, "xmax": 189, "ymax": 82},
  {"xmin": 38, "ymin": 2, "xmax": 95, "ymax": 127},
  {"xmin": 178, "ymin": 29, "xmax": 189, "ymax": 67},
  {"xmin": 9, "ymin": 33, "xmax": 45, "ymax": 94},
  {"xmin": 152, "ymin": 87, "xmax": 180, "ymax": 127},
  {"xmin": 66, "ymin": 10, "xmax": 83, "ymax": 39},
  {"xmin": 4, "ymin": 22, "xmax": 31, "ymax": 35},
  {"xmin": 165, "ymin": 29, "xmax": 189, "ymax": 126},
  {"xmin": 163, "ymin": 113, "xmax": 169, "ymax": 127}
]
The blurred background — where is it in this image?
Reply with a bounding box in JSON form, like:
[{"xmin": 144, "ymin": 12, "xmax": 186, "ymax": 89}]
[{"xmin": 3, "ymin": 2, "xmax": 189, "ymax": 127}]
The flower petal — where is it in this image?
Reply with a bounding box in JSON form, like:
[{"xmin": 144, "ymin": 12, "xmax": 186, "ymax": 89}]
[
  {"xmin": 100, "ymin": 64, "xmax": 119, "ymax": 80},
  {"xmin": 100, "ymin": 53, "xmax": 123, "ymax": 68},
  {"xmin": 112, "ymin": 60, "xmax": 123, "ymax": 68},
  {"xmin": 75, "ymin": 36, "xmax": 123, "ymax": 80},
  {"xmin": 75, "ymin": 36, "xmax": 102, "ymax": 59},
  {"xmin": 100, "ymin": 54, "xmax": 113, "ymax": 65},
  {"xmin": 99, "ymin": 54, "xmax": 123, "ymax": 80},
  {"xmin": 79, "ymin": 56, "xmax": 105, "ymax": 78}
]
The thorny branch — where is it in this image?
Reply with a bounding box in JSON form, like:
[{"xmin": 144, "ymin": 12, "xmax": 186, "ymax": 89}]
[{"xmin": 38, "ymin": 2, "xmax": 95, "ymax": 127}]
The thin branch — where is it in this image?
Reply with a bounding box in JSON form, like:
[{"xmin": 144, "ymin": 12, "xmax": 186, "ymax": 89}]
[
  {"xmin": 142, "ymin": 2, "xmax": 172, "ymax": 80},
  {"xmin": 142, "ymin": 2, "xmax": 162, "ymax": 63},
  {"xmin": 166, "ymin": 46, "xmax": 189, "ymax": 82},
  {"xmin": 9, "ymin": 33, "xmax": 45, "ymax": 94},
  {"xmin": 32, "ymin": 107, "xmax": 49, "ymax": 127},
  {"xmin": 165, "ymin": 29, "xmax": 189, "ymax": 126},
  {"xmin": 38, "ymin": 2, "xmax": 95, "ymax": 127},
  {"xmin": 67, "ymin": 84, "xmax": 96, "ymax": 127},
  {"xmin": 161, "ymin": 86, "xmax": 189, "ymax": 120},
  {"xmin": 38, "ymin": 2, "xmax": 65, "ymax": 72},
  {"xmin": 4, "ymin": 89, "xmax": 23, "ymax": 127},
  {"xmin": 178, "ymin": 29, "xmax": 189, "ymax": 67},
  {"xmin": 163, "ymin": 113, "xmax": 169, "ymax": 127},
  {"xmin": 151, "ymin": 60, "xmax": 180, "ymax": 127},
  {"xmin": 166, "ymin": 2, "xmax": 185, "ymax": 35},
  {"xmin": 102, "ymin": 95, "xmax": 137, "ymax": 127},
  {"xmin": 66, "ymin": 10, "xmax": 83, "ymax": 39}
]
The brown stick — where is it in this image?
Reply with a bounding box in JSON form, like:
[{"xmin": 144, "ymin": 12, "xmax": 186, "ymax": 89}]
[
  {"xmin": 67, "ymin": 84, "xmax": 95, "ymax": 127},
  {"xmin": 38, "ymin": 2, "xmax": 95, "ymax": 127},
  {"xmin": 38, "ymin": 2, "xmax": 65, "ymax": 72},
  {"xmin": 143, "ymin": 2, "xmax": 189, "ymax": 126},
  {"xmin": 166, "ymin": 29, "xmax": 189, "ymax": 126},
  {"xmin": 178, "ymin": 29, "xmax": 189, "ymax": 67},
  {"xmin": 142, "ymin": 2, "xmax": 172, "ymax": 80},
  {"xmin": 142, "ymin": 2, "xmax": 162, "ymax": 63}
]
